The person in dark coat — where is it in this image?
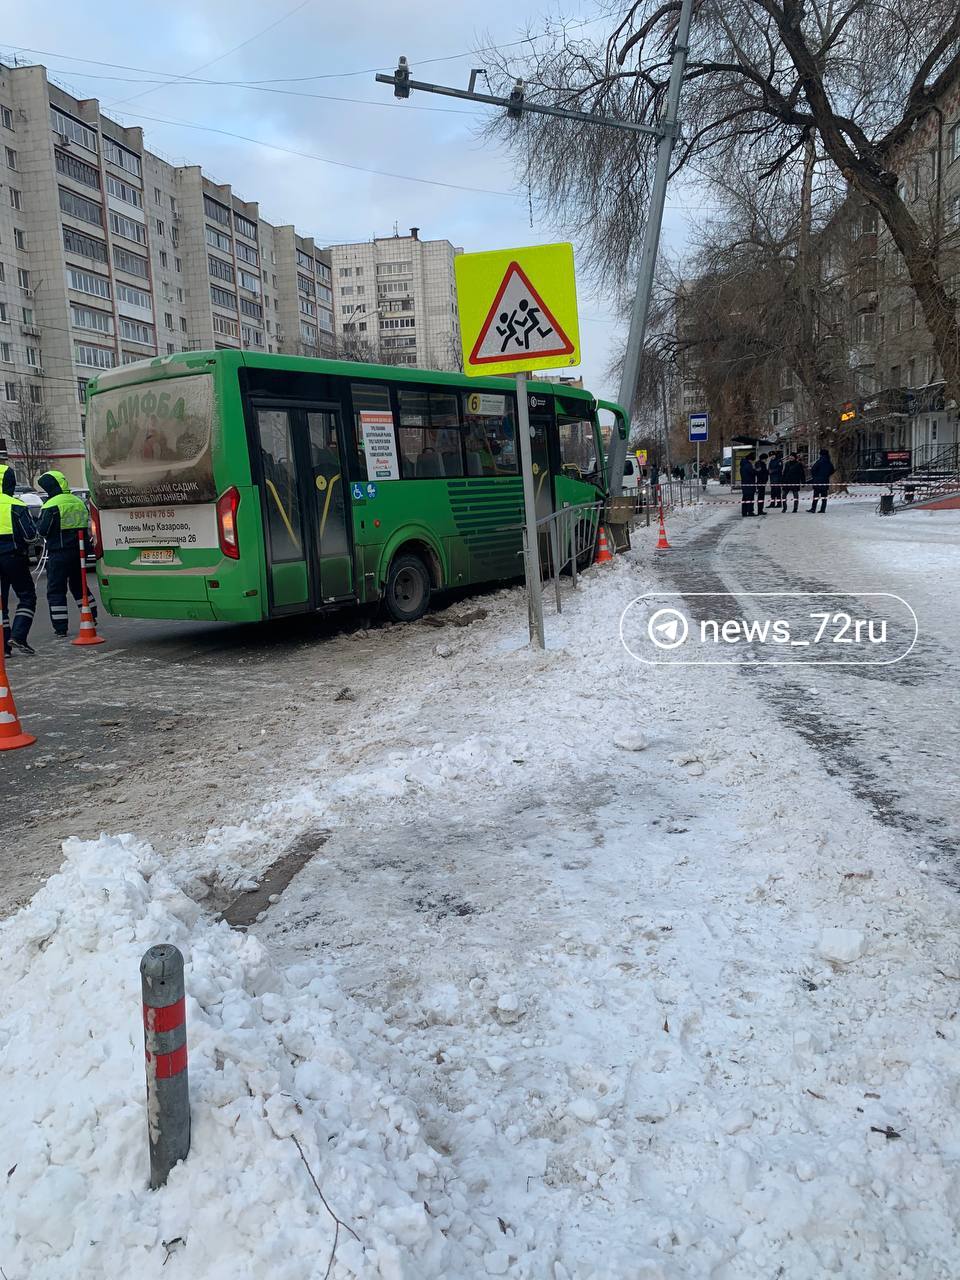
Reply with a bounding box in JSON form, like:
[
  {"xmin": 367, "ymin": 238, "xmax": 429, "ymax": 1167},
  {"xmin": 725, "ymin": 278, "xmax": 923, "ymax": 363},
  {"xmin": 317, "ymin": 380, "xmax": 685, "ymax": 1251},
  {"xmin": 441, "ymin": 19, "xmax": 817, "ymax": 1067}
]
[
  {"xmin": 754, "ymin": 453, "xmax": 769, "ymax": 515},
  {"xmin": 782, "ymin": 453, "xmax": 806, "ymax": 512},
  {"xmin": 0, "ymin": 464, "xmax": 38, "ymax": 657},
  {"xmin": 739, "ymin": 453, "xmax": 756, "ymax": 517},
  {"xmin": 768, "ymin": 451, "xmax": 784, "ymax": 509},
  {"xmin": 809, "ymin": 448, "xmax": 836, "ymax": 513}
]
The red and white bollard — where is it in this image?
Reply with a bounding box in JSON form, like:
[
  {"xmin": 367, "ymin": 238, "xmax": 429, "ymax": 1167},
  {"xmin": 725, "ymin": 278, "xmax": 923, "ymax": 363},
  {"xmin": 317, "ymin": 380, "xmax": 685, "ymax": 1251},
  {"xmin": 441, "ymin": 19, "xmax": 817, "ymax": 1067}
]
[{"xmin": 141, "ymin": 944, "xmax": 191, "ymax": 1189}]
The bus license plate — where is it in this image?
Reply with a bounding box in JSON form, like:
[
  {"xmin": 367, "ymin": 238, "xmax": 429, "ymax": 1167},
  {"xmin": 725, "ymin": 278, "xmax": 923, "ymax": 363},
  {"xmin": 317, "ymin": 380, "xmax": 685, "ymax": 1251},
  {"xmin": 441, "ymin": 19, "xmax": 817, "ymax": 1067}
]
[{"xmin": 140, "ymin": 548, "xmax": 175, "ymax": 564}]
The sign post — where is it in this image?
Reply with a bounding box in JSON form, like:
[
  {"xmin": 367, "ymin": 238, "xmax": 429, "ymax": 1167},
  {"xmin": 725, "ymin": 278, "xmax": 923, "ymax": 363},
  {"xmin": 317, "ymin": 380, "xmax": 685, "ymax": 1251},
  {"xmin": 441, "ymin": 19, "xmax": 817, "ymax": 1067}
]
[
  {"xmin": 454, "ymin": 243, "xmax": 581, "ymax": 650},
  {"xmin": 689, "ymin": 412, "xmax": 708, "ymax": 498}
]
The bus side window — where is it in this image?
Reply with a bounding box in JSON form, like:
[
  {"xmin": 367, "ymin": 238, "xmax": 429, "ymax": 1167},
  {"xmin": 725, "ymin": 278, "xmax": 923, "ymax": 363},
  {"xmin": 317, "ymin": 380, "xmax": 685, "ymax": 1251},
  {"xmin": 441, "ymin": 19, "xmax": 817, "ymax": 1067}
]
[
  {"xmin": 397, "ymin": 389, "xmax": 465, "ymax": 478},
  {"xmin": 461, "ymin": 392, "xmax": 518, "ymax": 477},
  {"xmin": 351, "ymin": 381, "xmax": 395, "ymax": 480}
]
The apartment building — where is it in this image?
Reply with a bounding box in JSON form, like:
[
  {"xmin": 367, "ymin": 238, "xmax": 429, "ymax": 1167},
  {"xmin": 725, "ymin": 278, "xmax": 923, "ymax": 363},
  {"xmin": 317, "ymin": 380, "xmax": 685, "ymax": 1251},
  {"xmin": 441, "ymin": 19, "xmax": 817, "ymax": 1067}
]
[
  {"xmin": 0, "ymin": 61, "xmax": 334, "ymax": 485},
  {"xmin": 763, "ymin": 76, "xmax": 960, "ymax": 472},
  {"xmin": 326, "ymin": 229, "xmax": 462, "ymax": 371}
]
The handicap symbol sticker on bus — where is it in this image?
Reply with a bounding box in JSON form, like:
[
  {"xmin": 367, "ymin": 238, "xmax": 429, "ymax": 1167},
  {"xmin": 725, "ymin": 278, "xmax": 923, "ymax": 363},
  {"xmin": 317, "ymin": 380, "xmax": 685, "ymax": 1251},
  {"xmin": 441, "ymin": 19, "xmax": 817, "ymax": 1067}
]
[
  {"xmin": 352, "ymin": 483, "xmax": 364, "ymax": 501},
  {"xmin": 365, "ymin": 482, "xmax": 378, "ymax": 499}
]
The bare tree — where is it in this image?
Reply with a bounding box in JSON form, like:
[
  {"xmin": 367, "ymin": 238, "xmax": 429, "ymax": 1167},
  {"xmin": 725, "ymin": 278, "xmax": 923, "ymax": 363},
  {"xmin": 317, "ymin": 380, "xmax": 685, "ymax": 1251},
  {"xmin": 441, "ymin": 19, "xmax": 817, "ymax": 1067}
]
[
  {"xmin": 484, "ymin": 1, "xmax": 960, "ymax": 403},
  {"xmin": 1, "ymin": 379, "xmax": 52, "ymax": 485}
]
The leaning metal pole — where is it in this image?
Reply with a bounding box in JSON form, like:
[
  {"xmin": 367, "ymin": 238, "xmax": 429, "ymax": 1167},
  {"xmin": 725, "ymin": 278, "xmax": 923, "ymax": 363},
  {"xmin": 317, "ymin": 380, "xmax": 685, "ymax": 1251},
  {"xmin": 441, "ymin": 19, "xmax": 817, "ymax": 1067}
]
[{"xmin": 609, "ymin": 0, "xmax": 695, "ymax": 496}]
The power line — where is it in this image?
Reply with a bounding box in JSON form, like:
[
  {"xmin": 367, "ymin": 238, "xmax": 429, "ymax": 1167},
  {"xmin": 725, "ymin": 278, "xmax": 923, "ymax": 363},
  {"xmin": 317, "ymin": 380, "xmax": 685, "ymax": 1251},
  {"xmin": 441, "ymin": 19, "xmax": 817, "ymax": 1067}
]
[
  {"xmin": 104, "ymin": 0, "xmax": 315, "ymax": 110},
  {"xmin": 39, "ymin": 65, "xmax": 476, "ymax": 116},
  {"xmin": 3, "ymin": 20, "xmax": 598, "ymax": 90},
  {"xmin": 123, "ymin": 109, "xmax": 517, "ymax": 197}
]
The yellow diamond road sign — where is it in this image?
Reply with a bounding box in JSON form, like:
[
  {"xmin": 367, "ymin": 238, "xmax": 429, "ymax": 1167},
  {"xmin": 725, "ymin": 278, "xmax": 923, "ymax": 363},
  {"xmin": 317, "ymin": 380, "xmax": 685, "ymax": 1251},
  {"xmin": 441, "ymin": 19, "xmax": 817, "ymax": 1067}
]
[{"xmin": 455, "ymin": 242, "xmax": 580, "ymax": 378}]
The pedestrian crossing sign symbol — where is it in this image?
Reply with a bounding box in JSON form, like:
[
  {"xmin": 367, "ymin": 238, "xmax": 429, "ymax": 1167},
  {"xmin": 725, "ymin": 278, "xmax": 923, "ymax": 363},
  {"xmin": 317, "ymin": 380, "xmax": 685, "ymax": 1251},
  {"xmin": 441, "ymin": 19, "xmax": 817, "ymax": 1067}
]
[{"xmin": 455, "ymin": 242, "xmax": 580, "ymax": 377}]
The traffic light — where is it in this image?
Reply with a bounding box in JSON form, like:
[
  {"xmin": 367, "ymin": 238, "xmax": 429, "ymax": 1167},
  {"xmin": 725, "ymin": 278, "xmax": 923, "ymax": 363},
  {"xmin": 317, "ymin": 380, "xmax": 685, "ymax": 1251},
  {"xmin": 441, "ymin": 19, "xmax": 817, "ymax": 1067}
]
[
  {"xmin": 394, "ymin": 56, "xmax": 410, "ymax": 99},
  {"xmin": 507, "ymin": 79, "xmax": 525, "ymax": 120}
]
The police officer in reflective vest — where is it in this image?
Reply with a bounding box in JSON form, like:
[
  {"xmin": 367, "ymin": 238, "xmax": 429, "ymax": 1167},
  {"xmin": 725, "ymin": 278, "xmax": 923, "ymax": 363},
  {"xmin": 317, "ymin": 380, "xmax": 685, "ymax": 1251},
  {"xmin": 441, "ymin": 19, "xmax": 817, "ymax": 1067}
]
[
  {"xmin": 0, "ymin": 463, "xmax": 38, "ymax": 657},
  {"xmin": 37, "ymin": 470, "xmax": 97, "ymax": 638}
]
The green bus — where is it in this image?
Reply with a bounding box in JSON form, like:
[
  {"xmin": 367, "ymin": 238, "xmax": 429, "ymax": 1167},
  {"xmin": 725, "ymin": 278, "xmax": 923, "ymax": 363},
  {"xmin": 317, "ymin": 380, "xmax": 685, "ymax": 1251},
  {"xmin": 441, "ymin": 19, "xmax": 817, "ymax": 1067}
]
[{"xmin": 84, "ymin": 349, "xmax": 626, "ymax": 625}]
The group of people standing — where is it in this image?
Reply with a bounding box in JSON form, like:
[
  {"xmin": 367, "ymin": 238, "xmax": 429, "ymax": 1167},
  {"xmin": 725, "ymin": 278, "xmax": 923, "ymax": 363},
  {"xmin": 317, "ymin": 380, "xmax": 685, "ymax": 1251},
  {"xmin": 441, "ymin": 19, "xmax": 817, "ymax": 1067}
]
[
  {"xmin": 739, "ymin": 449, "xmax": 836, "ymax": 518},
  {"xmin": 0, "ymin": 463, "xmax": 96, "ymax": 658}
]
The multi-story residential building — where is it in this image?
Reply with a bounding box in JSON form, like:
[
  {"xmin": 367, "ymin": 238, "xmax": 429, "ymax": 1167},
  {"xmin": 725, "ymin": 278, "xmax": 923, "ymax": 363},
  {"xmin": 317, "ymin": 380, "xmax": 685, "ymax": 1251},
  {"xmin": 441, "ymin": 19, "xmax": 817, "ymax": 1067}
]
[
  {"xmin": 0, "ymin": 61, "xmax": 334, "ymax": 485},
  {"xmin": 326, "ymin": 229, "xmax": 462, "ymax": 371}
]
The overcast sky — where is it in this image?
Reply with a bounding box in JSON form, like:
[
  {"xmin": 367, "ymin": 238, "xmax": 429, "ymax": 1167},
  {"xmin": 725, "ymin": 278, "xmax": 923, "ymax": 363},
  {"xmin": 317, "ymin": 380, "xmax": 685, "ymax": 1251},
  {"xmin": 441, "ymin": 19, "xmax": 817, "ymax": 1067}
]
[{"xmin": 3, "ymin": 0, "xmax": 695, "ymax": 401}]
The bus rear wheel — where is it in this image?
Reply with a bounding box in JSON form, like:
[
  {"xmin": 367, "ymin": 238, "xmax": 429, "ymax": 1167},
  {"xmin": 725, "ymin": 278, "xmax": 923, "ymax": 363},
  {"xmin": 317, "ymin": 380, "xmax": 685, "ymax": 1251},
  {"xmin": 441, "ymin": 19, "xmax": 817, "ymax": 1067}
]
[{"xmin": 384, "ymin": 554, "xmax": 431, "ymax": 622}]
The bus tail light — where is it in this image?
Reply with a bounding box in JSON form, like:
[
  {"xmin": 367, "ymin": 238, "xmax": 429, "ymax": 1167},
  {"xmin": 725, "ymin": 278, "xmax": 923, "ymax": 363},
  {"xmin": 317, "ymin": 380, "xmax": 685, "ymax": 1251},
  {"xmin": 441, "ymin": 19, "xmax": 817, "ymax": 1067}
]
[
  {"xmin": 88, "ymin": 502, "xmax": 104, "ymax": 560},
  {"xmin": 217, "ymin": 487, "xmax": 241, "ymax": 559}
]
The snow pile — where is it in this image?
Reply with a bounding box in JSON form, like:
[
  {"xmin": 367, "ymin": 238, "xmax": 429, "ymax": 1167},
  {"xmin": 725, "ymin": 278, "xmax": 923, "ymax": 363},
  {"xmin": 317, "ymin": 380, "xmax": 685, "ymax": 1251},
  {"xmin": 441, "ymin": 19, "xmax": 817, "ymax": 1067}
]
[
  {"xmin": 5, "ymin": 509, "xmax": 960, "ymax": 1277},
  {"xmin": 0, "ymin": 837, "xmax": 489, "ymax": 1278}
]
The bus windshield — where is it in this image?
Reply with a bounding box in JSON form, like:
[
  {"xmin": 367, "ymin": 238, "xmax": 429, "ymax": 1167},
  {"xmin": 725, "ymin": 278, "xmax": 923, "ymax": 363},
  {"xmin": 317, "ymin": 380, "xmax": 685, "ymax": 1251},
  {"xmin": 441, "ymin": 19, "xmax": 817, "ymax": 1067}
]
[{"xmin": 87, "ymin": 373, "xmax": 217, "ymax": 509}]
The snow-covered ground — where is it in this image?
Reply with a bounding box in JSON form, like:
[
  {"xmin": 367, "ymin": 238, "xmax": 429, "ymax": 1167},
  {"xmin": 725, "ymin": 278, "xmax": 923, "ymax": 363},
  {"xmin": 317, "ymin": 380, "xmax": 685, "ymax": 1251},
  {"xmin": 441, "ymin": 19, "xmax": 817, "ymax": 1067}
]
[{"xmin": 4, "ymin": 501, "xmax": 960, "ymax": 1279}]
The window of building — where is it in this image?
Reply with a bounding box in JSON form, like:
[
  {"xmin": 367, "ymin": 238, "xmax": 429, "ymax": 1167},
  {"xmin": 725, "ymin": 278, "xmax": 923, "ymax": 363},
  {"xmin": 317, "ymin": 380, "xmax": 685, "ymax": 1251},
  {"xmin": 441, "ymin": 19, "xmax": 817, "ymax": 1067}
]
[
  {"xmin": 299, "ymin": 298, "xmax": 316, "ymax": 316},
  {"xmin": 71, "ymin": 303, "xmax": 113, "ymax": 334},
  {"xmin": 210, "ymin": 284, "xmax": 237, "ymax": 308},
  {"xmin": 206, "ymin": 225, "xmax": 232, "ymax": 253},
  {"xmin": 0, "ymin": 347, "xmax": 10, "ymax": 366},
  {"xmin": 155, "ymin": 219, "xmax": 164, "ymax": 238},
  {"xmin": 109, "ymin": 209, "xmax": 146, "ymax": 244},
  {"xmin": 68, "ymin": 268, "xmax": 110, "ymax": 299},
  {"xmin": 5, "ymin": 147, "xmax": 16, "ymax": 170},
  {"xmin": 1, "ymin": 107, "xmax": 12, "ymax": 130},
  {"xmin": 319, "ymin": 309, "xmax": 334, "ymax": 333},
  {"xmin": 234, "ymin": 213, "xmax": 258, "ymax": 240},
  {"xmin": 29, "ymin": 384, "xmax": 42, "ymax": 405},
  {"xmin": 299, "ymin": 320, "xmax": 318, "ymax": 345},
  {"xmin": 0, "ymin": 302, "xmax": 6, "ymax": 323},
  {"xmin": 171, "ymin": 226, "xmax": 179, "ymax": 249},
  {"xmin": 77, "ymin": 377, "xmax": 89, "ymax": 404},
  {"xmin": 236, "ymin": 241, "xmax": 258, "ymax": 266},
  {"xmin": 63, "ymin": 227, "xmax": 108, "ymax": 263},
  {"xmin": 14, "ymin": 229, "xmax": 25, "ymax": 251},
  {"xmin": 106, "ymin": 174, "xmax": 142, "ymax": 207},
  {"xmin": 318, "ymin": 284, "xmax": 332, "ymax": 306},
  {"xmin": 75, "ymin": 342, "xmax": 115, "ymax": 368},
  {"xmin": 297, "ymin": 273, "xmax": 315, "ymax": 295},
  {"xmin": 381, "ymin": 335, "xmax": 417, "ymax": 351},
  {"xmin": 113, "ymin": 245, "xmax": 149, "ymax": 278},
  {"xmin": 59, "ymin": 185, "xmax": 102, "ymax": 226},
  {"xmin": 159, "ymin": 250, "xmax": 168, "ymax": 268},
  {"xmin": 951, "ymin": 123, "xmax": 960, "ymax": 164},
  {"xmin": 164, "ymin": 312, "xmax": 173, "ymax": 330},
  {"xmin": 947, "ymin": 193, "xmax": 960, "ymax": 230},
  {"xmin": 318, "ymin": 262, "xmax": 332, "ymax": 286},
  {"xmin": 55, "ymin": 149, "xmax": 99, "ymax": 190},
  {"xmin": 180, "ymin": 317, "xmax": 187, "ymax": 333},
  {"xmin": 175, "ymin": 257, "xmax": 182, "ymax": 273},
  {"xmin": 176, "ymin": 287, "xmax": 183, "ymax": 303},
  {"xmin": 241, "ymin": 325, "xmax": 263, "ymax": 346},
  {"xmin": 380, "ymin": 317, "xmax": 416, "ymax": 330},
  {"xmin": 907, "ymin": 357, "xmax": 917, "ymax": 386},
  {"xmin": 208, "ymin": 255, "xmax": 235, "ymax": 284},
  {"xmin": 297, "ymin": 250, "xmax": 315, "ymax": 271},
  {"xmin": 154, "ymin": 187, "xmax": 162, "ymax": 205},
  {"xmin": 240, "ymin": 297, "xmax": 262, "ymax": 320},
  {"xmin": 51, "ymin": 107, "xmax": 98, "ymax": 153},
  {"xmin": 338, "ymin": 266, "xmax": 353, "ymax": 278},
  {"xmin": 377, "ymin": 261, "xmax": 412, "ymax": 276},
  {"xmin": 17, "ymin": 267, "xmax": 29, "ymax": 289},
  {"xmin": 203, "ymin": 195, "xmax": 230, "ymax": 226},
  {"xmin": 22, "ymin": 307, "xmax": 33, "ymax": 325},
  {"xmin": 238, "ymin": 268, "xmax": 260, "ymax": 294},
  {"xmin": 9, "ymin": 188, "xmax": 21, "ymax": 211},
  {"xmin": 103, "ymin": 137, "xmax": 141, "ymax": 176},
  {"xmin": 120, "ymin": 317, "xmax": 153, "ymax": 345},
  {"xmin": 213, "ymin": 314, "xmax": 239, "ymax": 337},
  {"xmin": 116, "ymin": 282, "xmax": 151, "ymax": 309},
  {"xmin": 25, "ymin": 346, "xmax": 39, "ymax": 367},
  {"xmin": 0, "ymin": 263, "xmax": 4, "ymax": 283}
]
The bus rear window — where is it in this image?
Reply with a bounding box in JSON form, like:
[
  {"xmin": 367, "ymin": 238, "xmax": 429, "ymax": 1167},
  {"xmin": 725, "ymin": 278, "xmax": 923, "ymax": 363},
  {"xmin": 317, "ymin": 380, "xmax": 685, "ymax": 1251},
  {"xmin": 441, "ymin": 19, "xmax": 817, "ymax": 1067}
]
[{"xmin": 87, "ymin": 374, "xmax": 216, "ymax": 508}]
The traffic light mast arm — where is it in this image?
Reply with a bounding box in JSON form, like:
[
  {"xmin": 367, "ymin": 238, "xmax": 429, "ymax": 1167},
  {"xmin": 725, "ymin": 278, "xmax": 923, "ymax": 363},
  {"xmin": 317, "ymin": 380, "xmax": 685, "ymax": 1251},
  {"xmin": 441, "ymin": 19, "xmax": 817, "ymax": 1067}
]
[{"xmin": 375, "ymin": 63, "xmax": 663, "ymax": 137}]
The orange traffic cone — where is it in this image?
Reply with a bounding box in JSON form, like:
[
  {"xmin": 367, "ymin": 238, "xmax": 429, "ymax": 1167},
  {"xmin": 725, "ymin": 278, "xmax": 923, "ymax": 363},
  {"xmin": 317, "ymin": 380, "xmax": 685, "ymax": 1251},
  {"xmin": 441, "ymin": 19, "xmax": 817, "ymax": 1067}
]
[
  {"xmin": 72, "ymin": 600, "xmax": 106, "ymax": 646},
  {"xmin": 72, "ymin": 532, "xmax": 106, "ymax": 647},
  {"xmin": 656, "ymin": 507, "xmax": 671, "ymax": 550},
  {"xmin": 596, "ymin": 525, "xmax": 614, "ymax": 565},
  {"xmin": 0, "ymin": 647, "xmax": 36, "ymax": 751}
]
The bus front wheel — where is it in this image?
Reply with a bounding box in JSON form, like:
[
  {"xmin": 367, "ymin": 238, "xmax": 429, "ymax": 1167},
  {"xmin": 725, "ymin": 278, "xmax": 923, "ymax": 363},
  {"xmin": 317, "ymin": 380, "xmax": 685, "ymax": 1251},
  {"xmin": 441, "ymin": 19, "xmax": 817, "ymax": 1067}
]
[{"xmin": 384, "ymin": 554, "xmax": 431, "ymax": 622}]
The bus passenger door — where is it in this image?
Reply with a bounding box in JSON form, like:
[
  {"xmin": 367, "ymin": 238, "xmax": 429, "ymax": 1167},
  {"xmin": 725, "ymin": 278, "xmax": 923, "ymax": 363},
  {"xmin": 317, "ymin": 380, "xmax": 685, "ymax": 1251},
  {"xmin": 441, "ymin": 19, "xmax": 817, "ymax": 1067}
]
[
  {"xmin": 255, "ymin": 407, "xmax": 310, "ymax": 613},
  {"xmin": 306, "ymin": 409, "xmax": 353, "ymax": 601}
]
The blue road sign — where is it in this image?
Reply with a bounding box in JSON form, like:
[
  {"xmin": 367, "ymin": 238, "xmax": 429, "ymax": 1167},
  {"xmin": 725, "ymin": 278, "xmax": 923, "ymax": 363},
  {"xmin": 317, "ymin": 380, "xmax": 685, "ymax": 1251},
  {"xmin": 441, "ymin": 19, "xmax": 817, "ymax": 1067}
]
[{"xmin": 689, "ymin": 412, "xmax": 709, "ymax": 442}]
